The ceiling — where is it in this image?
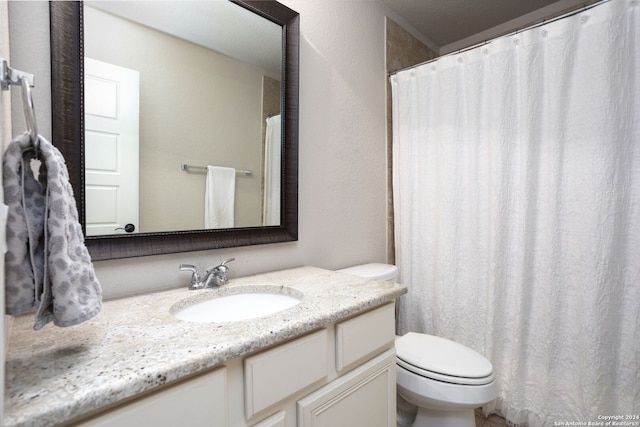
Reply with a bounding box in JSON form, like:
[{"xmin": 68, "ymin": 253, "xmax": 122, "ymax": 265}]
[
  {"xmin": 380, "ymin": 0, "xmax": 589, "ymax": 51},
  {"xmin": 86, "ymin": 1, "xmax": 282, "ymax": 74},
  {"xmin": 87, "ymin": 0, "xmax": 594, "ymax": 68}
]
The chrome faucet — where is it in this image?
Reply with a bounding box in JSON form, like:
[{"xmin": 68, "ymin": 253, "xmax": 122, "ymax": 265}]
[{"xmin": 179, "ymin": 258, "xmax": 235, "ymax": 290}]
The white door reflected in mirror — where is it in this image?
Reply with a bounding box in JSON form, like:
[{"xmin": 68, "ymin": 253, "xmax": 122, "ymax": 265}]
[{"xmin": 84, "ymin": 57, "xmax": 140, "ymax": 236}]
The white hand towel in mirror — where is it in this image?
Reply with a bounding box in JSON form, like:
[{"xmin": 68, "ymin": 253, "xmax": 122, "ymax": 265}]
[{"xmin": 205, "ymin": 166, "xmax": 235, "ymax": 229}]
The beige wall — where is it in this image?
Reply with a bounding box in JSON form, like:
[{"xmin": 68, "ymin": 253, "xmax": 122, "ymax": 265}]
[
  {"xmin": 9, "ymin": 1, "xmax": 392, "ymax": 300},
  {"xmin": 85, "ymin": 7, "xmax": 273, "ymax": 231}
]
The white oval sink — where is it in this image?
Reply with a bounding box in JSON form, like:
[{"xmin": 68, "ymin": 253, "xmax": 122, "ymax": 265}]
[{"xmin": 172, "ymin": 292, "xmax": 301, "ymax": 323}]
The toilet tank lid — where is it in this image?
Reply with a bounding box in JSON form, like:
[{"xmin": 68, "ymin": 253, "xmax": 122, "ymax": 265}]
[{"xmin": 337, "ymin": 263, "xmax": 398, "ymax": 281}]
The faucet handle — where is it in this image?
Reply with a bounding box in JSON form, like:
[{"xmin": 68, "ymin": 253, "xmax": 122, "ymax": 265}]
[
  {"xmin": 210, "ymin": 257, "xmax": 235, "ymax": 286},
  {"xmin": 219, "ymin": 257, "xmax": 235, "ymax": 266},
  {"xmin": 215, "ymin": 257, "xmax": 235, "ymax": 275},
  {"xmin": 179, "ymin": 264, "xmax": 202, "ymax": 289},
  {"xmin": 179, "ymin": 263, "xmax": 199, "ymax": 274}
]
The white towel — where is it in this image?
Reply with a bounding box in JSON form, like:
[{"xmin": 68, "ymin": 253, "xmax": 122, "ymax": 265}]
[
  {"xmin": 3, "ymin": 132, "xmax": 102, "ymax": 330},
  {"xmin": 205, "ymin": 165, "xmax": 235, "ymax": 229}
]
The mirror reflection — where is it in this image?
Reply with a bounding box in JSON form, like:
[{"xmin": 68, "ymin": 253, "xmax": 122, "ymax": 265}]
[{"xmin": 83, "ymin": 1, "xmax": 282, "ymax": 236}]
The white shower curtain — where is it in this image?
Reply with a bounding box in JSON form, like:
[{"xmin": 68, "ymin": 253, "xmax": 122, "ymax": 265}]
[
  {"xmin": 391, "ymin": 1, "xmax": 639, "ymax": 425},
  {"xmin": 263, "ymin": 114, "xmax": 281, "ymax": 226}
]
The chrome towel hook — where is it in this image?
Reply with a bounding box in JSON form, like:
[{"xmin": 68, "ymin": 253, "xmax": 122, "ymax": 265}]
[
  {"xmin": 20, "ymin": 75, "xmax": 39, "ymax": 159},
  {"xmin": 1, "ymin": 57, "xmax": 39, "ymax": 159}
]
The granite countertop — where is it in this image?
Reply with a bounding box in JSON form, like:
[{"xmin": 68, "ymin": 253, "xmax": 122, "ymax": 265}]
[{"xmin": 4, "ymin": 266, "xmax": 407, "ymax": 427}]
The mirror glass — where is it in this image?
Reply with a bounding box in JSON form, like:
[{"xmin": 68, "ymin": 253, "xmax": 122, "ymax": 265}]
[
  {"xmin": 83, "ymin": 1, "xmax": 282, "ymax": 236},
  {"xmin": 50, "ymin": 1, "xmax": 299, "ymax": 260}
]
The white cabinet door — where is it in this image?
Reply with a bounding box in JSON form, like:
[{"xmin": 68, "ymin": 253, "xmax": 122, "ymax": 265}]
[
  {"xmin": 72, "ymin": 368, "xmax": 227, "ymax": 427},
  {"xmin": 245, "ymin": 329, "xmax": 329, "ymax": 418},
  {"xmin": 297, "ymin": 349, "xmax": 396, "ymax": 427},
  {"xmin": 252, "ymin": 411, "xmax": 286, "ymax": 427}
]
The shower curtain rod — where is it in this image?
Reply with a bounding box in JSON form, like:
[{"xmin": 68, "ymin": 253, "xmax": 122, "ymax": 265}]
[{"xmin": 388, "ymin": 0, "xmax": 609, "ymax": 77}]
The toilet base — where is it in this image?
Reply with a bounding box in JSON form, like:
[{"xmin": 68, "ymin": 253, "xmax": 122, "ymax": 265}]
[{"xmin": 411, "ymin": 407, "xmax": 475, "ymax": 427}]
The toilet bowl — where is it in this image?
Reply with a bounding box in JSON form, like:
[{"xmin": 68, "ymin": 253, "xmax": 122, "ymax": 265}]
[
  {"xmin": 395, "ymin": 332, "xmax": 497, "ymax": 427},
  {"xmin": 337, "ymin": 264, "xmax": 498, "ymax": 427}
]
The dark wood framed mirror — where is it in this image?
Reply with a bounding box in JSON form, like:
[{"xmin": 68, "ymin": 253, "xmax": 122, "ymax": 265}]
[{"xmin": 50, "ymin": 0, "xmax": 299, "ymax": 260}]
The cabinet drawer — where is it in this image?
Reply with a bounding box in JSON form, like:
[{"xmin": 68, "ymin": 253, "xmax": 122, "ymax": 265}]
[
  {"xmin": 72, "ymin": 367, "xmax": 227, "ymax": 427},
  {"xmin": 335, "ymin": 303, "xmax": 395, "ymax": 372},
  {"xmin": 245, "ymin": 329, "xmax": 329, "ymax": 418}
]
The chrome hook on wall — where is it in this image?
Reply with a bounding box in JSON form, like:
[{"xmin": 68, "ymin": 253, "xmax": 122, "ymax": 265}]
[
  {"xmin": 1, "ymin": 57, "xmax": 39, "ymax": 159},
  {"xmin": 19, "ymin": 75, "xmax": 39, "ymax": 157}
]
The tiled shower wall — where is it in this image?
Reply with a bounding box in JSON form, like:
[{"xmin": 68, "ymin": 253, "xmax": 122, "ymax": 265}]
[{"xmin": 384, "ymin": 18, "xmax": 437, "ymax": 264}]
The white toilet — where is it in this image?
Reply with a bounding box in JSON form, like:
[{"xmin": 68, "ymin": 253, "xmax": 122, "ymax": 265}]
[{"xmin": 338, "ymin": 263, "xmax": 497, "ymax": 427}]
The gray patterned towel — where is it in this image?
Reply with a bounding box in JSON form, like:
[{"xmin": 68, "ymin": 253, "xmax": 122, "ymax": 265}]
[{"xmin": 3, "ymin": 132, "xmax": 102, "ymax": 330}]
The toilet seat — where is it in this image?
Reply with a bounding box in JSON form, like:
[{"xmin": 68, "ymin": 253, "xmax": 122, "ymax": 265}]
[{"xmin": 396, "ymin": 333, "xmax": 495, "ymax": 386}]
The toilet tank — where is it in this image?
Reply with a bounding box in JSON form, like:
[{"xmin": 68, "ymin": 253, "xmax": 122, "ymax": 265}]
[{"xmin": 337, "ymin": 263, "xmax": 398, "ymax": 282}]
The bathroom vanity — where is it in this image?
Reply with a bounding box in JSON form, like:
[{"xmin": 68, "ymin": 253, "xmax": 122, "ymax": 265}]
[{"xmin": 4, "ymin": 267, "xmax": 406, "ymax": 427}]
